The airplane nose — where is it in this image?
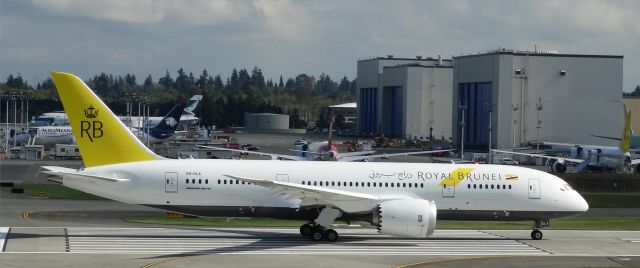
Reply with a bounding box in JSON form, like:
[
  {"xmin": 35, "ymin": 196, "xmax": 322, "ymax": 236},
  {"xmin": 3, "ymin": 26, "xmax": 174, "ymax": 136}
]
[{"xmin": 576, "ymin": 193, "xmax": 589, "ymax": 212}]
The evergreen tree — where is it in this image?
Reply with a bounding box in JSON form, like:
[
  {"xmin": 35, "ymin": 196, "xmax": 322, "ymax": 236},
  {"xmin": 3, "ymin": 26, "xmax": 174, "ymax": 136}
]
[
  {"xmin": 279, "ymin": 75, "xmax": 284, "ymax": 88},
  {"xmin": 158, "ymin": 70, "xmax": 173, "ymax": 89}
]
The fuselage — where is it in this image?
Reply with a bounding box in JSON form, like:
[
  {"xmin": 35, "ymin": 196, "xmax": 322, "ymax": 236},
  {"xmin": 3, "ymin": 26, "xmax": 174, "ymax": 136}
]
[{"xmin": 66, "ymin": 160, "xmax": 588, "ymax": 222}]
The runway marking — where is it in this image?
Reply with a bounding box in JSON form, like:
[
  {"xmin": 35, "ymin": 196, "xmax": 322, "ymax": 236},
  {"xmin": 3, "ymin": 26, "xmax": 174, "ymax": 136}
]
[
  {"xmin": 620, "ymin": 238, "xmax": 640, "ymax": 243},
  {"xmin": 63, "ymin": 228, "xmax": 549, "ymax": 256},
  {"xmin": 140, "ymin": 257, "xmax": 183, "ymax": 268},
  {"xmin": 0, "ymin": 227, "xmax": 9, "ymax": 252},
  {"xmin": 393, "ymin": 256, "xmax": 516, "ymax": 268}
]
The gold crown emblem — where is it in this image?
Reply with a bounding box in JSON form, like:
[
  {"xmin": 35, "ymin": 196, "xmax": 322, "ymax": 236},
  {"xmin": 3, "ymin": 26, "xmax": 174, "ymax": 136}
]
[{"xmin": 84, "ymin": 105, "xmax": 99, "ymax": 119}]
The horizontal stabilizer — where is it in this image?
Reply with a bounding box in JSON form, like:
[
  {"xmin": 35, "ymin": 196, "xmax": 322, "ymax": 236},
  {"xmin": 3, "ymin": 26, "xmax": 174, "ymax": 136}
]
[{"xmin": 40, "ymin": 166, "xmax": 129, "ymax": 183}]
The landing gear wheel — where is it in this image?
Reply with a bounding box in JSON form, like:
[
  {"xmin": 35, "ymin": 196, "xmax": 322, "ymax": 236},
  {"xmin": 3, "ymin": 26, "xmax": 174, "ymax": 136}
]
[
  {"xmin": 310, "ymin": 229, "xmax": 324, "ymax": 241},
  {"xmin": 324, "ymin": 229, "xmax": 338, "ymax": 242},
  {"xmin": 299, "ymin": 223, "xmax": 313, "ymax": 237},
  {"xmin": 531, "ymin": 230, "xmax": 543, "ymax": 240}
]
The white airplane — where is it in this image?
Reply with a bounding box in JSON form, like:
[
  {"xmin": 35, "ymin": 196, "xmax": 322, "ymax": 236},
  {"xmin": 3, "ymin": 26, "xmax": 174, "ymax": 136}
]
[
  {"xmin": 121, "ymin": 95, "xmax": 202, "ymax": 128},
  {"xmin": 203, "ymin": 116, "xmax": 452, "ymax": 161},
  {"xmin": 42, "ymin": 72, "xmax": 588, "ymax": 242},
  {"xmin": 494, "ymin": 111, "xmax": 640, "ymax": 174},
  {"xmin": 31, "ymin": 95, "xmax": 202, "ymax": 128},
  {"xmin": 202, "ymin": 141, "xmax": 453, "ymax": 162},
  {"xmin": 16, "ymin": 102, "xmax": 185, "ymax": 145},
  {"xmin": 31, "ymin": 111, "xmax": 70, "ymax": 126}
]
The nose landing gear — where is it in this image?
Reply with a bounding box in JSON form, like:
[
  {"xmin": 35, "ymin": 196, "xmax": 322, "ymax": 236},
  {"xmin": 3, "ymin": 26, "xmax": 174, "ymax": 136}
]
[{"xmin": 531, "ymin": 218, "xmax": 549, "ymax": 240}]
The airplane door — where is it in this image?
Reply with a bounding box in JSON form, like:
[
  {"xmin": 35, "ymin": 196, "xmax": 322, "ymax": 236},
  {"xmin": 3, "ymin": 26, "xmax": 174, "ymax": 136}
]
[
  {"xmin": 528, "ymin": 179, "xmax": 540, "ymax": 199},
  {"xmin": 276, "ymin": 174, "xmax": 289, "ymax": 182},
  {"xmin": 165, "ymin": 172, "xmax": 178, "ymax": 193},
  {"xmin": 442, "ymin": 183, "xmax": 455, "ymax": 198}
]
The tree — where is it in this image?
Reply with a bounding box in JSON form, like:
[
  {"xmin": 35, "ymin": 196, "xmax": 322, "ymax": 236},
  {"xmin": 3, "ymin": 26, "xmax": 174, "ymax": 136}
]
[
  {"xmin": 624, "ymin": 85, "xmax": 640, "ymax": 96},
  {"xmin": 143, "ymin": 75, "xmax": 153, "ymax": 87},
  {"xmin": 158, "ymin": 70, "xmax": 173, "ymax": 89}
]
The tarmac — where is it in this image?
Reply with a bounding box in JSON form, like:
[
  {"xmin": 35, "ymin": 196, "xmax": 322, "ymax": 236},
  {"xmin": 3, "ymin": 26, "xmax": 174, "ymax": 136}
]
[{"xmin": 1, "ymin": 192, "xmax": 640, "ymax": 267}]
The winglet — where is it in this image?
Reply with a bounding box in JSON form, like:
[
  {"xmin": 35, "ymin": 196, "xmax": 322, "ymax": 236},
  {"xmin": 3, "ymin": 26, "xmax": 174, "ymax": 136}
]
[{"xmin": 50, "ymin": 72, "xmax": 161, "ymax": 167}]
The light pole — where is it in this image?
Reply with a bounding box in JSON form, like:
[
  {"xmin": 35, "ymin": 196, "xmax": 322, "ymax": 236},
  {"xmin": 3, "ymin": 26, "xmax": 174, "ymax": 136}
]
[
  {"xmin": 12, "ymin": 92, "xmax": 17, "ymax": 148},
  {"xmin": 487, "ymin": 103, "xmax": 494, "ymax": 164},
  {"xmin": 512, "ymin": 104, "xmax": 519, "ymax": 148},
  {"xmin": 459, "ymin": 102, "xmax": 467, "ymax": 159},
  {"xmin": 536, "ymin": 98, "xmax": 543, "ymax": 152}
]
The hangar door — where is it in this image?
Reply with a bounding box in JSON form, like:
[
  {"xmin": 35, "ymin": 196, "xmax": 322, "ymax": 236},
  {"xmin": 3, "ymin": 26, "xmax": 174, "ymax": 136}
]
[{"xmin": 458, "ymin": 82, "xmax": 492, "ymax": 149}]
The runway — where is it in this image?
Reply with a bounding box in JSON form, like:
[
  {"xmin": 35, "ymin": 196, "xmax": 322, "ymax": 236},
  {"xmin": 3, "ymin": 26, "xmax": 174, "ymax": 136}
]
[
  {"xmin": 62, "ymin": 228, "xmax": 547, "ymax": 255},
  {"xmin": 2, "ymin": 227, "xmax": 640, "ymax": 267}
]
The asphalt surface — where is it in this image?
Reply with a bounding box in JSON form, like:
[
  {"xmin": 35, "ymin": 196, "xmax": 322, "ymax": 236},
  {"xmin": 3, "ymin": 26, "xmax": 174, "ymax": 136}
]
[{"xmin": 1, "ymin": 192, "xmax": 640, "ymax": 267}]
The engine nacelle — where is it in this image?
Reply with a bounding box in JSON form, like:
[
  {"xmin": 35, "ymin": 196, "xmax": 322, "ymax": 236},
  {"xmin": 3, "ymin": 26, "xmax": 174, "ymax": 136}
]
[
  {"xmin": 552, "ymin": 161, "xmax": 567, "ymax": 173},
  {"xmin": 373, "ymin": 199, "xmax": 437, "ymax": 238}
]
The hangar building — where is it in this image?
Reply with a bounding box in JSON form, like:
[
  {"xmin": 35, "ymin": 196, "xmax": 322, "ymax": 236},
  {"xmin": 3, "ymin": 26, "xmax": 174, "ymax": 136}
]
[
  {"xmin": 452, "ymin": 50, "xmax": 624, "ymax": 150},
  {"xmin": 357, "ymin": 56, "xmax": 453, "ymax": 140}
]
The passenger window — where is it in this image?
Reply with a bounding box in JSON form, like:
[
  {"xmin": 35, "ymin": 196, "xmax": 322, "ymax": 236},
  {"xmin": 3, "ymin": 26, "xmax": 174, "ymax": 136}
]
[
  {"xmin": 242, "ymin": 181, "xmax": 245, "ymax": 185},
  {"xmin": 218, "ymin": 179, "xmax": 221, "ymax": 184},
  {"xmin": 199, "ymin": 179, "xmax": 202, "ymax": 184},
  {"xmin": 367, "ymin": 182, "xmax": 370, "ymax": 187},
  {"xmin": 396, "ymin": 183, "xmax": 400, "ymax": 187},
  {"xmin": 192, "ymin": 179, "xmax": 195, "ymax": 184},
  {"xmin": 468, "ymin": 184, "xmax": 471, "ymax": 189},
  {"xmin": 205, "ymin": 179, "xmax": 208, "ymax": 184},
  {"xmin": 302, "ymin": 181, "xmax": 305, "ymax": 185},
  {"xmin": 390, "ymin": 183, "xmax": 394, "ymax": 188},
  {"xmin": 473, "ymin": 184, "xmax": 477, "ymax": 189},
  {"xmin": 479, "ymin": 184, "xmax": 482, "ymax": 189},
  {"xmin": 349, "ymin": 182, "xmax": 353, "ymax": 187},
  {"xmin": 403, "ymin": 183, "xmax": 406, "ymax": 188},
  {"xmin": 503, "ymin": 185, "xmax": 506, "ymax": 189},
  {"xmin": 236, "ymin": 180, "xmax": 239, "ymax": 184},
  {"xmin": 186, "ymin": 179, "xmax": 189, "ymax": 184},
  {"xmin": 421, "ymin": 183, "xmax": 424, "ymax": 188},
  {"xmin": 332, "ymin": 182, "xmax": 335, "ymax": 186},
  {"xmin": 338, "ymin": 182, "xmax": 341, "ymax": 186},
  {"xmin": 485, "ymin": 184, "xmax": 488, "ymax": 189},
  {"xmin": 509, "ymin": 185, "xmax": 512, "ymax": 189},
  {"xmin": 491, "ymin": 184, "xmax": 494, "ymax": 189},
  {"xmin": 320, "ymin": 181, "xmax": 323, "ymax": 186},
  {"xmin": 314, "ymin": 181, "xmax": 317, "ymax": 186},
  {"xmin": 529, "ymin": 185, "xmax": 532, "ymax": 190},
  {"xmin": 223, "ymin": 180, "xmax": 227, "ymax": 184},
  {"xmin": 385, "ymin": 182, "xmax": 388, "ymax": 187}
]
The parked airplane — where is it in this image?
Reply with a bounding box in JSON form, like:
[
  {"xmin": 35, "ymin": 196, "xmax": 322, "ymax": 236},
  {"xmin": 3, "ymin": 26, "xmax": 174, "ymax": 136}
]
[
  {"xmin": 31, "ymin": 95, "xmax": 202, "ymax": 128},
  {"xmin": 494, "ymin": 111, "xmax": 640, "ymax": 174},
  {"xmin": 203, "ymin": 141, "xmax": 452, "ymax": 162},
  {"xmin": 31, "ymin": 111, "xmax": 69, "ymax": 126},
  {"xmin": 17, "ymin": 101, "xmax": 185, "ymax": 145},
  {"xmin": 42, "ymin": 72, "xmax": 588, "ymax": 242},
  {"xmin": 203, "ymin": 115, "xmax": 452, "ymax": 161},
  {"xmin": 122, "ymin": 95, "xmax": 202, "ymax": 128},
  {"xmin": 131, "ymin": 102, "xmax": 185, "ymax": 144}
]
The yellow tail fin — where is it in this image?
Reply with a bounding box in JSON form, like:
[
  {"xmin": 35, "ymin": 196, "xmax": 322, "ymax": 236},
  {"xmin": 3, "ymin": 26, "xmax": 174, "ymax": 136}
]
[
  {"xmin": 620, "ymin": 111, "xmax": 632, "ymax": 152},
  {"xmin": 50, "ymin": 72, "xmax": 160, "ymax": 167}
]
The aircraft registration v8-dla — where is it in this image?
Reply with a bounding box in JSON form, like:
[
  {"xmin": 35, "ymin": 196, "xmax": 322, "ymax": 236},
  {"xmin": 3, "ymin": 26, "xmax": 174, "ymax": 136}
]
[{"xmin": 42, "ymin": 72, "xmax": 588, "ymax": 242}]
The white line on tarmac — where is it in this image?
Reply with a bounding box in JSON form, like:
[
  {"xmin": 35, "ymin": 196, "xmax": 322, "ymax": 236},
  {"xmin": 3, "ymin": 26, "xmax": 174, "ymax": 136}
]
[{"xmin": 0, "ymin": 227, "xmax": 9, "ymax": 252}]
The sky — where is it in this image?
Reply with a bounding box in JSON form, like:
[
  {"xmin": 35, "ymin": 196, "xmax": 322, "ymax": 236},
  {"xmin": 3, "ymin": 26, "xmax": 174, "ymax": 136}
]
[{"xmin": 1, "ymin": 0, "xmax": 638, "ymax": 91}]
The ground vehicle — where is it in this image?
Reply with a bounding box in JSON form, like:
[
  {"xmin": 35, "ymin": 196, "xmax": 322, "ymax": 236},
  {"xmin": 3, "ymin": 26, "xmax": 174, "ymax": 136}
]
[{"xmin": 501, "ymin": 158, "xmax": 519, "ymax": 166}]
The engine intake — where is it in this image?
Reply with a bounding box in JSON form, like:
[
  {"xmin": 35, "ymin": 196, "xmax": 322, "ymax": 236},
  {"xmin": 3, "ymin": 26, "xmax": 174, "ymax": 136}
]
[{"xmin": 373, "ymin": 199, "xmax": 437, "ymax": 238}]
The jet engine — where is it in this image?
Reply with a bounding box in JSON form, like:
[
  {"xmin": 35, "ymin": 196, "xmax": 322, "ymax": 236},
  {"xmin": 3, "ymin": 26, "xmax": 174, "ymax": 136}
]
[
  {"xmin": 373, "ymin": 199, "xmax": 437, "ymax": 238},
  {"xmin": 547, "ymin": 159, "xmax": 567, "ymax": 173}
]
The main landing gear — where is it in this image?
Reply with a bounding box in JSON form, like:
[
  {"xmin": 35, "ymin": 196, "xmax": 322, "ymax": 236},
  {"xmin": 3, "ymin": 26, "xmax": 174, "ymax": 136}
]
[
  {"xmin": 531, "ymin": 218, "xmax": 549, "ymax": 240},
  {"xmin": 299, "ymin": 207, "xmax": 341, "ymax": 242}
]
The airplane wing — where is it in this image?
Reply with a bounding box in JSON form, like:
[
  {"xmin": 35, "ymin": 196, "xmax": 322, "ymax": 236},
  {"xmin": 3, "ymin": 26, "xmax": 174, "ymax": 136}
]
[
  {"xmin": 339, "ymin": 149, "xmax": 453, "ymax": 162},
  {"xmin": 491, "ymin": 149, "xmax": 584, "ymax": 164},
  {"xmin": 224, "ymin": 174, "xmax": 402, "ymax": 213},
  {"xmin": 196, "ymin": 145, "xmax": 306, "ymax": 161},
  {"xmin": 632, "ymin": 159, "xmax": 640, "ymax": 166},
  {"xmin": 40, "ymin": 166, "xmax": 130, "ymax": 182}
]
